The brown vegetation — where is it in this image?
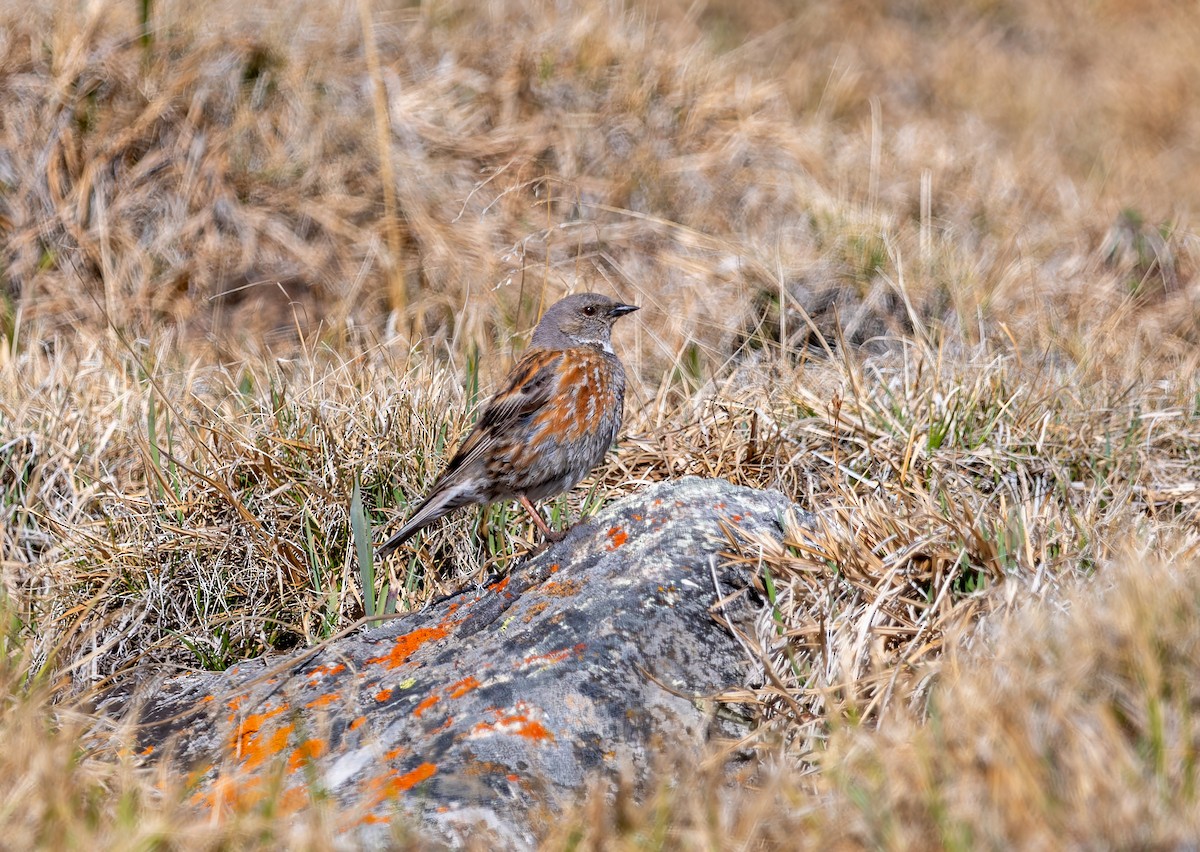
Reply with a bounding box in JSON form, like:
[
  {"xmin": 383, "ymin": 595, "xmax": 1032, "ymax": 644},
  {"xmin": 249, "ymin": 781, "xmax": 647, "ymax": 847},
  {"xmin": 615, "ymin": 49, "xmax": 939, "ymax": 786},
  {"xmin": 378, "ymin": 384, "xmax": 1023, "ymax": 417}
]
[{"xmin": 1, "ymin": 0, "xmax": 1198, "ymax": 845}]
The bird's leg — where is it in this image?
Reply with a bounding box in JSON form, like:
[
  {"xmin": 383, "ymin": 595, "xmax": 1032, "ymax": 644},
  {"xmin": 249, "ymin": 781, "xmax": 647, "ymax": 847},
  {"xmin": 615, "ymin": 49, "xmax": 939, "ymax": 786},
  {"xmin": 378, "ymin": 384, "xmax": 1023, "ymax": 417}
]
[{"xmin": 518, "ymin": 496, "xmax": 567, "ymax": 543}]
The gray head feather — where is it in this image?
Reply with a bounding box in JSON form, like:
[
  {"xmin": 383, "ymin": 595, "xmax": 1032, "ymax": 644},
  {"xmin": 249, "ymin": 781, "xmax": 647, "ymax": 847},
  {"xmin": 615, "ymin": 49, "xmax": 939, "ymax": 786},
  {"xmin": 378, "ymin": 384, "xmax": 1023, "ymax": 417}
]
[{"xmin": 530, "ymin": 293, "xmax": 639, "ymax": 352}]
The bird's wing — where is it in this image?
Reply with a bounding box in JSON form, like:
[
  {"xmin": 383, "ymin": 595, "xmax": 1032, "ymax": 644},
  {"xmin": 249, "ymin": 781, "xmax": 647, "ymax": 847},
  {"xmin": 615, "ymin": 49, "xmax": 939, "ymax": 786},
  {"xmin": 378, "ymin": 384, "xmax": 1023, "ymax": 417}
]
[
  {"xmin": 442, "ymin": 348, "xmax": 564, "ymax": 475},
  {"xmin": 377, "ymin": 349, "xmax": 564, "ymax": 556},
  {"xmin": 377, "ymin": 348, "xmax": 567, "ymax": 558}
]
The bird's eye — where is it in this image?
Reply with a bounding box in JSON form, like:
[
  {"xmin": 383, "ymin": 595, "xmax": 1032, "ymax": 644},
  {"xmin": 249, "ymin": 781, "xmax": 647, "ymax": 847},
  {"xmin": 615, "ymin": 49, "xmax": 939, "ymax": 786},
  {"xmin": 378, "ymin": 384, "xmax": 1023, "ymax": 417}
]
[{"xmin": 583, "ymin": 305, "xmax": 597, "ymax": 316}]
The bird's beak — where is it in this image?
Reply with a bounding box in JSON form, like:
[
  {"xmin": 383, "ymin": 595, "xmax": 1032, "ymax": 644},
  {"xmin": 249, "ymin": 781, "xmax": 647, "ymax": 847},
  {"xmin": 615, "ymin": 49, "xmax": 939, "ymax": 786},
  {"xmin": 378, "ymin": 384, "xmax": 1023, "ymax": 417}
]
[{"xmin": 609, "ymin": 303, "xmax": 639, "ymax": 317}]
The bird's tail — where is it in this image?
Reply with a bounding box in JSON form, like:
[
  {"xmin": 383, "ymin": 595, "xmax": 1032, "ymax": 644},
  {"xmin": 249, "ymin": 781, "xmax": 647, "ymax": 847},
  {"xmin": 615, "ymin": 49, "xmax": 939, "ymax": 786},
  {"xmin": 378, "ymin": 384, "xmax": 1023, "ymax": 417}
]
[{"xmin": 374, "ymin": 477, "xmax": 478, "ymax": 560}]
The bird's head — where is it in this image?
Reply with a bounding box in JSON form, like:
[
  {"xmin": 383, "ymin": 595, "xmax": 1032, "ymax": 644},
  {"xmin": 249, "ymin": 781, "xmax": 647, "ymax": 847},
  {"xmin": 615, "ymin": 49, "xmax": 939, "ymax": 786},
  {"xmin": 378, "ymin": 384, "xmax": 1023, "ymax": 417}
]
[{"xmin": 530, "ymin": 293, "xmax": 639, "ymax": 352}]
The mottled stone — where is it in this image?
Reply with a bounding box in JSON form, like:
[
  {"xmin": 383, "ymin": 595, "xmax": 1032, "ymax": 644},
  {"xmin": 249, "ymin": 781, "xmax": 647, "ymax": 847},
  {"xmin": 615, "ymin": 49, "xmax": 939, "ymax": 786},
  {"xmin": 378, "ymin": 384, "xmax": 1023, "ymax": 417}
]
[{"xmin": 115, "ymin": 477, "xmax": 808, "ymax": 848}]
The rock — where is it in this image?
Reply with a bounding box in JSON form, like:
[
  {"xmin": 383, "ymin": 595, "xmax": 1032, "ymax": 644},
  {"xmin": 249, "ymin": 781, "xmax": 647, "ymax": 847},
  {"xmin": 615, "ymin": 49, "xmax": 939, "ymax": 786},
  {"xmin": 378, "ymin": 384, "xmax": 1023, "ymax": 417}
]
[{"xmin": 116, "ymin": 477, "xmax": 807, "ymax": 848}]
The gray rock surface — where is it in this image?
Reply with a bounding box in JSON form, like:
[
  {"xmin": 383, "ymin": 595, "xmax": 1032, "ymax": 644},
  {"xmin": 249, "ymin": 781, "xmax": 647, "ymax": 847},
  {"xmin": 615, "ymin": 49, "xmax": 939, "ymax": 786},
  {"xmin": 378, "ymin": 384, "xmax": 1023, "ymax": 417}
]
[{"xmin": 121, "ymin": 477, "xmax": 806, "ymax": 847}]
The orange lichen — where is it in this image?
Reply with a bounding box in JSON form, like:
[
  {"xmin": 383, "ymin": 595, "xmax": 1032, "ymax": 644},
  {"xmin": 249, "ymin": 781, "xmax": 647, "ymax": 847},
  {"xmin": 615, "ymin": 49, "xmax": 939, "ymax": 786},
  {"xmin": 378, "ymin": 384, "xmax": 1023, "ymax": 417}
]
[
  {"xmin": 488, "ymin": 575, "xmax": 511, "ymax": 594},
  {"xmin": 305, "ymin": 692, "xmax": 339, "ymax": 709},
  {"xmin": 463, "ymin": 759, "xmax": 509, "ymax": 778},
  {"xmin": 474, "ymin": 716, "xmax": 554, "ymax": 742},
  {"xmin": 605, "ymin": 526, "xmax": 628, "ymax": 550},
  {"xmin": 523, "ymin": 601, "xmax": 549, "ymax": 622},
  {"xmin": 384, "ymin": 746, "xmax": 405, "ymax": 761},
  {"xmin": 198, "ymin": 776, "xmax": 307, "ymax": 819},
  {"xmin": 518, "ymin": 643, "xmax": 586, "ymax": 670},
  {"xmin": 185, "ymin": 763, "xmax": 213, "ymax": 789},
  {"xmin": 549, "ymin": 563, "xmax": 560, "ymax": 573},
  {"xmin": 520, "ymin": 720, "xmax": 555, "ymax": 740},
  {"xmin": 520, "ymin": 648, "xmax": 569, "ymax": 668},
  {"xmin": 396, "ymin": 768, "xmax": 439, "ymax": 792},
  {"xmin": 540, "ymin": 578, "xmax": 583, "ymax": 597},
  {"xmin": 349, "ymin": 716, "xmax": 367, "ymax": 731},
  {"xmin": 287, "ymin": 739, "xmax": 326, "ymax": 773},
  {"xmin": 431, "ymin": 716, "xmax": 453, "ymax": 734},
  {"xmin": 448, "ymin": 676, "xmax": 480, "ymax": 699},
  {"xmin": 139, "ymin": 744, "xmax": 155, "ymax": 756},
  {"xmin": 239, "ymin": 721, "xmax": 294, "ymax": 771},
  {"xmin": 306, "ymin": 663, "xmax": 345, "ymax": 683},
  {"xmin": 414, "ymin": 694, "xmax": 441, "ymax": 718},
  {"xmin": 366, "ymin": 762, "xmax": 438, "ymax": 802},
  {"xmin": 469, "ymin": 702, "xmax": 557, "ymax": 743},
  {"xmin": 194, "ymin": 774, "xmax": 266, "ymax": 814},
  {"xmin": 366, "ymin": 624, "xmax": 452, "ymax": 669},
  {"xmin": 230, "ymin": 705, "xmax": 290, "ymax": 770},
  {"xmin": 278, "ymin": 786, "xmax": 309, "ymax": 813},
  {"xmin": 375, "ymin": 687, "xmax": 394, "ymax": 702}
]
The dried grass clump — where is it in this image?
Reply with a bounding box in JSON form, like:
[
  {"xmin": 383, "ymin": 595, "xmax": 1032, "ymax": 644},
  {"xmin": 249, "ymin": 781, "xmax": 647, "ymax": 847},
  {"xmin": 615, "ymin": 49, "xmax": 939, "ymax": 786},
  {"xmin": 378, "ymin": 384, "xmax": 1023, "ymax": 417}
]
[
  {"xmin": 1, "ymin": 329, "xmax": 506, "ymax": 683},
  {"xmin": 2, "ymin": 0, "xmax": 1200, "ymax": 844},
  {"xmin": 1, "ymin": 0, "xmax": 834, "ymax": 372},
  {"xmin": 0, "ymin": 603, "xmax": 356, "ymax": 849},
  {"xmin": 666, "ymin": 0, "xmax": 1200, "ymax": 217},
  {"xmin": 548, "ymin": 549, "xmax": 1200, "ymax": 849},
  {"xmin": 683, "ymin": 338, "xmax": 1199, "ymax": 751},
  {"xmin": 821, "ymin": 544, "xmax": 1200, "ymax": 848},
  {"xmin": 7, "ymin": 0, "xmax": 1195, "ymax": 379}
]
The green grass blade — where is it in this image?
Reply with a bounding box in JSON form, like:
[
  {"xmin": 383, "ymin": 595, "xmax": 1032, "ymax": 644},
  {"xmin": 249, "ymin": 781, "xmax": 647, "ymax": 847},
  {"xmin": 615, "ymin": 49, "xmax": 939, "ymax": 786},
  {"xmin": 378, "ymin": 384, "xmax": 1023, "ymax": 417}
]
[{"xmin": 350, "ymin": 477, "xmax": 376, "ymax": 616}]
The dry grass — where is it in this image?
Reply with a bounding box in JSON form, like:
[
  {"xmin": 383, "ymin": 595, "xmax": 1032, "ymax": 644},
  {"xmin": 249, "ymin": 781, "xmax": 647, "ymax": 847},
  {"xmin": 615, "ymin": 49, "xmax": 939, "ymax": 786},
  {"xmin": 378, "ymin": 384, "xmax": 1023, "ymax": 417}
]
[
  {"xmin": 547, "ymin": 548, "xmax": 1200, "ymax": 850},
  {"xmin": 2, "ymin": 0, "xmax": 1200, "ymax": 845}
]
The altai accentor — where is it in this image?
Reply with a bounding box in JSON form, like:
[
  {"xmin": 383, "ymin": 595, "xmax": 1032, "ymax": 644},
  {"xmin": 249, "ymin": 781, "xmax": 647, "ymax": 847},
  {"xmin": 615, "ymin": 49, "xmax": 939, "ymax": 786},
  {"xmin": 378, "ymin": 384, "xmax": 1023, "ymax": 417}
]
[{"xmin": 376, "ymin": 293, "xmax": 638, "ymax": 558}]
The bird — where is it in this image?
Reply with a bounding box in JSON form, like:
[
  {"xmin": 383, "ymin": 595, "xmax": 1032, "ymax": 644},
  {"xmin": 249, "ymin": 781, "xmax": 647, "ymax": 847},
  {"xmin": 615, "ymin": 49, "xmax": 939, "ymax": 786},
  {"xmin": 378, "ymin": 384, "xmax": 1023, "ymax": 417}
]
[{"xmin": 376, "ymin": 292, "xmax": 639, "ymax": 559}]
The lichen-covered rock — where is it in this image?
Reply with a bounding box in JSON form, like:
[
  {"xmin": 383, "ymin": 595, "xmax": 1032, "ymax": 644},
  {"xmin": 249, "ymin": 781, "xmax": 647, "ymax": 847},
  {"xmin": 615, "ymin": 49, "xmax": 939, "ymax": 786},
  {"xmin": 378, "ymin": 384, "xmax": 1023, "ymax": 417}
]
[{"xmin": 118, "ymin": 477, "xmax": 807, "ymax": 848}]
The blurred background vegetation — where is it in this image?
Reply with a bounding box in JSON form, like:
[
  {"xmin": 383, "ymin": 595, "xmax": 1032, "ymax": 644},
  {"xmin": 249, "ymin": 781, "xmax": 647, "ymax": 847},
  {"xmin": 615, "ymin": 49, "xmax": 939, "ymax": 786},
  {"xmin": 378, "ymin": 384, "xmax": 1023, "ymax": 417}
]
[{"xmin": 1, "ymin": 0, "xmax": 1198, "ymax": 846}]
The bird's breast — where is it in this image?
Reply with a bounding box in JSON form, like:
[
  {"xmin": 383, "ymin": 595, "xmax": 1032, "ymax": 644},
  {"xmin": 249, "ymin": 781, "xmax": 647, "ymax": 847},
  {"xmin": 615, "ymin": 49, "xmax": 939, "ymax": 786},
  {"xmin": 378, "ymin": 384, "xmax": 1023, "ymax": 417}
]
[{"xmin": 529, "ymin": 348, "xmax": 624, "ymax": 442}]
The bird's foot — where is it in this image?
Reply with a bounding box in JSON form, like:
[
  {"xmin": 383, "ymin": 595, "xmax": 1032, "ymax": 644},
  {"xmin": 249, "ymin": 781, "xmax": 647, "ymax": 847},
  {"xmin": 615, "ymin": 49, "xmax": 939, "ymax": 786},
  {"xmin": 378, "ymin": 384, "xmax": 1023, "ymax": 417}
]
[
  {"xmin": 527, "ymin": 526, "xmax": 570, "ymax": 557},
  {"xmin": 518, "ymin": 495, "xmax": 569, "ymax": 543}
]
